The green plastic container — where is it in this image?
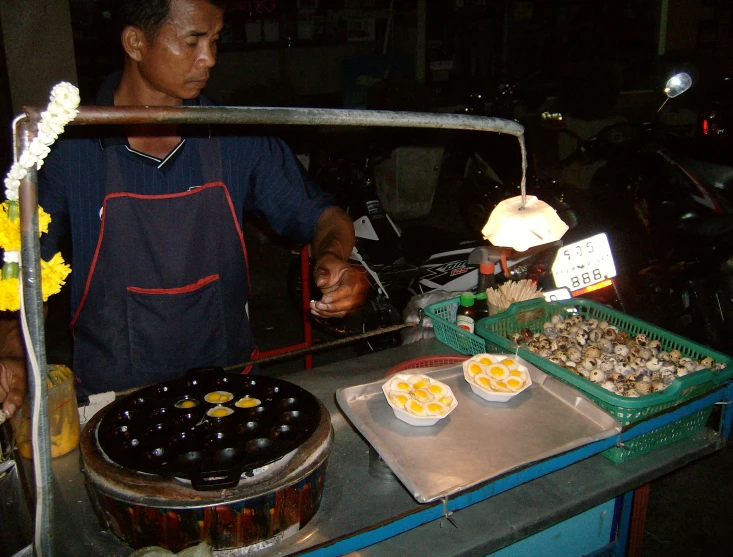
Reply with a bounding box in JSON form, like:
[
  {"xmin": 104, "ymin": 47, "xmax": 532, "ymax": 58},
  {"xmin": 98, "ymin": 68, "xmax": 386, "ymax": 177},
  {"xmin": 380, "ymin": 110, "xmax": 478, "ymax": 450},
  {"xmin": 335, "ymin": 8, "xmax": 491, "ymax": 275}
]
[
  {"xmin": 425, "ymin": 296, "xmax": 733, "ymax": 462},
  {"xmin": 423, "ymin": 297, "xmax": 488, "ymax": 356}
]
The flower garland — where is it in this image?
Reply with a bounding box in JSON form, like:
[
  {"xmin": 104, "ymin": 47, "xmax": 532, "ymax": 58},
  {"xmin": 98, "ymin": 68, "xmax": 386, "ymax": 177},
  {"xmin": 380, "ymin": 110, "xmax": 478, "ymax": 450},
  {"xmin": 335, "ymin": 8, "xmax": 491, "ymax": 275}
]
[{"xmin": 0, "ymin": 82, "xmax": 78, "ymax": 311}]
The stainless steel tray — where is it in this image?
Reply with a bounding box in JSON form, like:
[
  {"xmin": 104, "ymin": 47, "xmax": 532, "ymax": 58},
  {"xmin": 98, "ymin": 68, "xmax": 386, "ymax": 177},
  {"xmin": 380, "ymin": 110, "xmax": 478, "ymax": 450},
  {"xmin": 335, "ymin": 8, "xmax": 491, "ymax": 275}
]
[{"xmin": 336, "ymin": 359, "xmax": 621, "ymax": 503}]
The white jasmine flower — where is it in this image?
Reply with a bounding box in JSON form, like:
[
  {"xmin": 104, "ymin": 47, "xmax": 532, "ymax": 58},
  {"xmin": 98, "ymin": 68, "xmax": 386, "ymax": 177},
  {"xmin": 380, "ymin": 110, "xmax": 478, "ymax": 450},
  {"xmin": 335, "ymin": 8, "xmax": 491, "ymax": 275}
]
[
  {"xmin": 37, "ymin": 120, "xmax": 59, "ymax": 144},
  {"xmin": 3, "ymin": 251, "xmax": 19, "ymax": 264},
  {"xmin": 39, "ymin": 112, "xmax": 65, "ymax": 136},
  {"xmin": 50, "ymin": 82, "xmax": 81, "ymax": 110},
  {"xmin": 4, "ymin": 81, "xmax": 79, "ymax": 200},
  {"xmin": 7, "ymin": 163, "xmax": 27, "ymax": 181},
  {"xmin": 18, "ymin": 150, "xmax": 37, "ymax": 169},
  {"xmin": 4, "ymin": 176, "xmax": 20, "ymax": 200},
  {"xmin": 29, "ymin": 138, "xmax": 50, "ymax": 159}
]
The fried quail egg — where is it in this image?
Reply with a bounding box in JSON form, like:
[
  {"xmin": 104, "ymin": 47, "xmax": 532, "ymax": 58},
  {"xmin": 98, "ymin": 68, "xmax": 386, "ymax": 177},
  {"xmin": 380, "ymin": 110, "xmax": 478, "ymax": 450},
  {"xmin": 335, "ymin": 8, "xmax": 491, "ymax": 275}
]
[
  {"xmin": 504, "ymin": 376, "xmax": 526, "ymax": 392},
  {"xmin": 476, "ymin": 354, "xmax": 499, "ymax": 366},
  {"xmin": 489, "ymin": 378, "xmax": 512, "ymax": 392},
  {"xmin": 412, "ymin": 388, "xmax": 434, "ymax": 403},
  {"xmin": 427, "ymin": 382, "xmax": 446, "ymax": 397},
  {"xmin": 175, "ymin": 398, "xmax": 199, "ymax": 409},
  {"xmin": 390, "ymin": 379, "xmax": 412, "ymax": 392},
  {"xmin": 206, "ymin": 405, "xmax": 233, "ymax": 418},
  {"xmin": 438, "ymin": 395, "xmax": 454, "ymax": 407},
  {"xmin": 499, "ymin": 357, "xmax": 520, "ymax": 370},
  {"xmin": 204, "ymin": 391, "xmax": 233, "ymax": 404},
  {"xmin": 425, "ymin": 401, "xmax": 448, "ymax": 416},
  {"xmin": 388, "ymin": 391, "xmax": 410, "ymax": 409},
  {"xmin": 234, "ymin": 396, "xmax": 261, "ymax": 409},
  {"xmin": 404, "ymin": 399, "xmax": 427, "ymax": 416},
  {"xmin": 465, "ymin": 360, "xmax": 486, "ymax": 377},
  {"xmin": 485, "ymin": 363, "xmax": 511, "ymax": 381},
  {"xmin": 407, "ymin": 374, "xmax": 431, "ymax": 389},
  {"xmin": 473, "ymin": 373, "xmax": 493, "ymax": 390}
]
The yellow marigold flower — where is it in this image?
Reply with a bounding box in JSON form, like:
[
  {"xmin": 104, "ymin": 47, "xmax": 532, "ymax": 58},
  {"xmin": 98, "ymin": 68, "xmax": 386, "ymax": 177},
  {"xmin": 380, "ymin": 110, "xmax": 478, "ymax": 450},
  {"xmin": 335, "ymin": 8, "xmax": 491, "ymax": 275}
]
[
  {"xmin": 0, "ymin": 203, "xmax": 52, "ymax": 252},
  {"xmin": 41, "ymin": 252, "xmax": 71, "ymax": 301},
  {"xmin": 0, "ymin": 205, "xmax": 21, "ymax": 252},
  {"xmin": 0, "ymin": 278, "xmax": 20, "ymax": 312}
]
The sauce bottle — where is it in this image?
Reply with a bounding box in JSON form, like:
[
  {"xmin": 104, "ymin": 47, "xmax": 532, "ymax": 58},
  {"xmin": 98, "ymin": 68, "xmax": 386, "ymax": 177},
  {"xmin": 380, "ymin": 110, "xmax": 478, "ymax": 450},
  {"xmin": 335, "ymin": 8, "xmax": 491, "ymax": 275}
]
[
  {"xmin": 456, "ymin": 293, "xmax": 476, "ymax": 333},
  {"xmin": 474, "ymin": 291, "xmax": 489, "ymax": 322}
]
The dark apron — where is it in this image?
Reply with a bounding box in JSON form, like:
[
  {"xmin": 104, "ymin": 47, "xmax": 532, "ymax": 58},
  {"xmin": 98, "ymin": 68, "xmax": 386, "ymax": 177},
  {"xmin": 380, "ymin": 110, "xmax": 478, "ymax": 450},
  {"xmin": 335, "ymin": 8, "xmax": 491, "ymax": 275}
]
[{"xmin": 70, "ymin": 140, "xmax": 255, "ymax": 393}]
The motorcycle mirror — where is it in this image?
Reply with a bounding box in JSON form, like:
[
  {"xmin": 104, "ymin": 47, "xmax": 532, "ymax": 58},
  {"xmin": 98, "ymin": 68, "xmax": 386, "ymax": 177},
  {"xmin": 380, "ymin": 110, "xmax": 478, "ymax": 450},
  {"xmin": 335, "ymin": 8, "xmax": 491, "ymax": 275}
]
[{"xmin": 664, "ymin": 72, "xmax": 692, "ymax": 98}]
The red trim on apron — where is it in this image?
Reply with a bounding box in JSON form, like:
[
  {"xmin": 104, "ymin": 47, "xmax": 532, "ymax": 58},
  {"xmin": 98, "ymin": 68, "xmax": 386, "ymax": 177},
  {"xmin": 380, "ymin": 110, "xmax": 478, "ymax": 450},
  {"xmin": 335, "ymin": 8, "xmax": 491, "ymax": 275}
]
[{"xmin": 127, "ymin": 274, "xmax": 220, "ymax": 295}]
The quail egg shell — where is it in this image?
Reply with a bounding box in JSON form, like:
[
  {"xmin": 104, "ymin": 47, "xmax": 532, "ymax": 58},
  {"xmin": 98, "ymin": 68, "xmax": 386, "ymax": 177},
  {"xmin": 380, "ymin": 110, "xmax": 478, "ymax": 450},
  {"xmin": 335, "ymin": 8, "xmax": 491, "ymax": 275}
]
[
  {"xmin": 175, "ymin": 398, "xmax": 199, "ymax": 409},
  {"xmin": 204, "ymin": 391, "xmax": 233, "ymax": 404},
  {"xmin": 234, "ymin": 396, "xmax": 261, "ymax": 409},
  {"xmin": 206, "ymin": 405, "xmax": 233, "ymax": 418}
]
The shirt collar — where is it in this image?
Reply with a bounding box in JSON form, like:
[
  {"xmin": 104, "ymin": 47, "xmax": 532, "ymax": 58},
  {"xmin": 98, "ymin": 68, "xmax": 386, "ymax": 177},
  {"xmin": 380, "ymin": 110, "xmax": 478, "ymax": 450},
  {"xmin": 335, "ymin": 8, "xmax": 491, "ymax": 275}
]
[{"xmin": 96, "ymin": 72, "xmax": 202, "ymax": 152}]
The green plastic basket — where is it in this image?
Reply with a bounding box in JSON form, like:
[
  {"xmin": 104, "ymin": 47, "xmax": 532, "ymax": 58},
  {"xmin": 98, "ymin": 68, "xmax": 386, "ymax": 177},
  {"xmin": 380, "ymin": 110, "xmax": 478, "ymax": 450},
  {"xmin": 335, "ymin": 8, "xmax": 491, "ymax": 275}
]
[
  {"xmin": 604, "ymin": 407, "xmax": 714, "ymax": 463},
  {"xmin": 425, "ymin": 296, "xmax": 733, "ymax": 462},
  {"xmin": 423, "ymin": 298, "xmax": 488, "ymax": 356}
]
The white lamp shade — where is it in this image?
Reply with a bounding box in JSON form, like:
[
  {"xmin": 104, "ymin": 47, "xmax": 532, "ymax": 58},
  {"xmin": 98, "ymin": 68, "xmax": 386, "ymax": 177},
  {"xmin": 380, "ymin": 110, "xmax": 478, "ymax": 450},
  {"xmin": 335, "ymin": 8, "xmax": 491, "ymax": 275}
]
[{"xmin": 481, "ymin": 195, "xmax": 569, "ymax": 252}]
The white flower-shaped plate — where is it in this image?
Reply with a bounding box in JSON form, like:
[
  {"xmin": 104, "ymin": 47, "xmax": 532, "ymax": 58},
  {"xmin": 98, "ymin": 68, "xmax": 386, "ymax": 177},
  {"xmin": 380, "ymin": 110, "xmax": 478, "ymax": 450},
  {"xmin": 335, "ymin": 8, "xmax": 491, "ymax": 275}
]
[
  {"xmin": 462, "ymin": 355, "xmax": 533, "ymax": 402},
  {"xmin": 381, "ymin": 373, "xmax": 458, "ymax": 427}
]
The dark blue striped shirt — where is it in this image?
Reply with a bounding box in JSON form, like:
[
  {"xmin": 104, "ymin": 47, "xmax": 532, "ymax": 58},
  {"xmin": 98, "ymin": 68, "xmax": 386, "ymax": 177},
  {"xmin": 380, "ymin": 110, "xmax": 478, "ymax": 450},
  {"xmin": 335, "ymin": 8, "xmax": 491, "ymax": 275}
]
[{"xmin": 39, "ymin": 95, "xmax": 333, "ymax": 317}]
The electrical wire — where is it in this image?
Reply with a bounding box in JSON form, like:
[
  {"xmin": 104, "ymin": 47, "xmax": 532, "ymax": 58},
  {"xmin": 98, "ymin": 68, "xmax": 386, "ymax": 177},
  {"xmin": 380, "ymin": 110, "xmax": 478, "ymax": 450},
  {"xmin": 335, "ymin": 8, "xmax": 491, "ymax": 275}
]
[{"xmin": 18, "ymin": 274, "xmax": 48, "ymax": 557}]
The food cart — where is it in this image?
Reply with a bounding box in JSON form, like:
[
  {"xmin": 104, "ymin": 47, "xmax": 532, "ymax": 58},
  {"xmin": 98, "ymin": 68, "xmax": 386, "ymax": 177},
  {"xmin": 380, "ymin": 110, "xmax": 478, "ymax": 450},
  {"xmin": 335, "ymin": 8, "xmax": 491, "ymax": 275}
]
[{"xmin": 6, "ymin": 105, "xmax": 733, "ymax": 556}]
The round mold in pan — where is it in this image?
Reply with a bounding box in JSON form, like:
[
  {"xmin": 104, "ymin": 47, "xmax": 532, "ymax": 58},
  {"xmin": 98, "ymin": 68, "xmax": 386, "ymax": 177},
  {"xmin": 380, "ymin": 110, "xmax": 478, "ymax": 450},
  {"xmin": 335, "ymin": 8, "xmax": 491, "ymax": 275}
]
[{"xmin": 96, "ymin": 367, "xmax": 322, "ymax": 490}]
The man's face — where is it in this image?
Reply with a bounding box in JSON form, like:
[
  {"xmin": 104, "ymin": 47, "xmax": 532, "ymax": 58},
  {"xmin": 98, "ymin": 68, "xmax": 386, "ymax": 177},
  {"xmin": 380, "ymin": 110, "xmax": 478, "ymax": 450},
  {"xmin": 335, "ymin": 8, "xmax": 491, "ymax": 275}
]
[{"xmin": 137, "ymin": 0, "xmax": 224, "ymax": 101}]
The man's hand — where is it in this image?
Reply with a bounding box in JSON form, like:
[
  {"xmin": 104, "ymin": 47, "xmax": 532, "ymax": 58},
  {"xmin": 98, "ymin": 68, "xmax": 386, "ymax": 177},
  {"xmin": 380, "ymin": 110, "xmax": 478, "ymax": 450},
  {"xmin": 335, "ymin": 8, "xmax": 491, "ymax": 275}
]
[
  {"xmin": 310, "ymin": 253, "xmax": 369, "ymax": 318},
  {"xmin": 309, "ymin": 206, "xmax": 368, "ymax": 319},
  {"xmin": 0, "ymin": 357, "xmax": 27, "ymax": 418}
]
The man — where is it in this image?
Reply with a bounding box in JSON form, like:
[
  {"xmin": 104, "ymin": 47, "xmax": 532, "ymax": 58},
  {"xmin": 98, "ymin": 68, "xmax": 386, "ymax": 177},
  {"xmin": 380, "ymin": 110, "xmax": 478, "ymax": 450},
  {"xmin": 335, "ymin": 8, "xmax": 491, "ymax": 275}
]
[{"xmin": 0, "ymin": 0, "xmax": 367, "ymax": 417}]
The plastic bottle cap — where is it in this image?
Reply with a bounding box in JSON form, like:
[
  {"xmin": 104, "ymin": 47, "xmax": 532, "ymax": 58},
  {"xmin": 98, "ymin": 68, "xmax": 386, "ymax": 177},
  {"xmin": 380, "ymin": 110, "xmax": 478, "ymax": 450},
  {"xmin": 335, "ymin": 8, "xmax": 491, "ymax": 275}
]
[
  {"xmin": 460, "ymin": 293, "xmax": 475, "ymax": 307},
  {"xmin": 475, "ymin": 291, "xmax": 488, "ymax": 301},
  {"xmin": 479, "ymin": 263, "xmax": 495, "ymax": 274}
]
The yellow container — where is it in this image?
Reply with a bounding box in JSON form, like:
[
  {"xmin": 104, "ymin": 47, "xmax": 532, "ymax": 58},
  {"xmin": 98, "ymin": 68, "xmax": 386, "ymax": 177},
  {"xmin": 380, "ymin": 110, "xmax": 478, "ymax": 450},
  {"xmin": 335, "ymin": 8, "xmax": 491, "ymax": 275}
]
[{"xmin": 10, "ymin": 364, "xmax": 81, "ymax": 459}]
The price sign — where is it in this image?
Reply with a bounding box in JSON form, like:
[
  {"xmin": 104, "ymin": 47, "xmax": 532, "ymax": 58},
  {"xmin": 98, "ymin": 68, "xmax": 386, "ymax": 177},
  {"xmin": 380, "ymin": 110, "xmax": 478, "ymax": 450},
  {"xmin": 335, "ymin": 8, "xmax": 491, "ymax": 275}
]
[
  {"xmin": 551, "ymin": 233, "xmax": 616, "ymax": 292},
  {"xmin": 543, "ymin": 287, "xmax": 572, "ymax": 302}
]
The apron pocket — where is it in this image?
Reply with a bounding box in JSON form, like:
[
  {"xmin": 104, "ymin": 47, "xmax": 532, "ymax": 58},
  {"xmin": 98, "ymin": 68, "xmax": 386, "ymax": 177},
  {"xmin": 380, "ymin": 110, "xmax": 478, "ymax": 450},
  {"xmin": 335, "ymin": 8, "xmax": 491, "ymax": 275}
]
[{"xmin": 127, "ymin": 275, "xmax": 228, "ymax": 377}]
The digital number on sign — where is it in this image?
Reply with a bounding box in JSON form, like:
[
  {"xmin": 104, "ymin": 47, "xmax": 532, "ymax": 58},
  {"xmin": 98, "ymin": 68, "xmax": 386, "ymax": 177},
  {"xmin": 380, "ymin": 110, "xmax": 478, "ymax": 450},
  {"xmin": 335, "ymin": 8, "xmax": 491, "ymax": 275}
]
[{"xmin": 551, "ymin": 234, "xmax": 616, "ymax": 292}]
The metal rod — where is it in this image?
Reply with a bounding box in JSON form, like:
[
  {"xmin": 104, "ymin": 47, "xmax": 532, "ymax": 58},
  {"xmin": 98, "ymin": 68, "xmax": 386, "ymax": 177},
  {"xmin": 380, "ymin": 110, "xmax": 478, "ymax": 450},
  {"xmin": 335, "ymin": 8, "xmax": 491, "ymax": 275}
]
[
  {"xmin": 222, "ymin": 322, "xmax": 416, "ymax": 372},
  {"xmin": 21, "ymin": 106, "xmax": 526, "ymax": 137},
  {"xmin": 16, "ymin": 117, "xmax": 54, "ymax": 557}
]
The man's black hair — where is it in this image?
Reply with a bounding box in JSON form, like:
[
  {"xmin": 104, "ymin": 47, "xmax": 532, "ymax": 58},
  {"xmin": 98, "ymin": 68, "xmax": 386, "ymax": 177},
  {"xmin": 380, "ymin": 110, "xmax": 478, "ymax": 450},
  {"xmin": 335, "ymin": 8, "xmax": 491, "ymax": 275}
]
[{"xmin": 116, "ymin": 0, "xmax": 226, "ymax": 39}]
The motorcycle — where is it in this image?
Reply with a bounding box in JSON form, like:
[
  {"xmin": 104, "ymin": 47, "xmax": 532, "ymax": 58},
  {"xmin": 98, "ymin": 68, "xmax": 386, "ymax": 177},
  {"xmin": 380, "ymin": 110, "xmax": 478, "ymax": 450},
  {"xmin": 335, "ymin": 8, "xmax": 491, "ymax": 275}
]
[
  {"xmin": 289, "ymin": 140, "xmax": 578, "ymax": 350},
  {"xmin": 585, "ymin": 72, "xmax": 733, "ymax": 352}
]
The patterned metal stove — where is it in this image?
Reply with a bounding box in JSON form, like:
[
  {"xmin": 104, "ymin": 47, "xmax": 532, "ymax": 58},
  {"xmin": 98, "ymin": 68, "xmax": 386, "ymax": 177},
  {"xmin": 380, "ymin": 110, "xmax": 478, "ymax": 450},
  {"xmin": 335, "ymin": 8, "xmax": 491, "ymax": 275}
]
[{"xmin": 80, "ymin": 367, "xmax": 333, "ymax": 552}]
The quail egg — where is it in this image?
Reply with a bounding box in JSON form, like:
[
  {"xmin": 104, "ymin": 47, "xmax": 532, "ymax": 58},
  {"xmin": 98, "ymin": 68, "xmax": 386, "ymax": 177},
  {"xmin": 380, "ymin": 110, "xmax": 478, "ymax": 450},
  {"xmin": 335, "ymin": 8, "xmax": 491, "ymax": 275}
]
[{"xmin": 204, "ymin": 391, "xmax": 233, "ymax": 404}]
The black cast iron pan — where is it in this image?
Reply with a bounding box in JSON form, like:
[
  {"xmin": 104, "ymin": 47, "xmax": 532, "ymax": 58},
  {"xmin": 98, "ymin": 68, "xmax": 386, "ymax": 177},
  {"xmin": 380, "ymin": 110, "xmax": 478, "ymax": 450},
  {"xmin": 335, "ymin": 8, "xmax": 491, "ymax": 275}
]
[{"xmin": 96, "ymin": 366, "xmax": 322, "ymax": 490}]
